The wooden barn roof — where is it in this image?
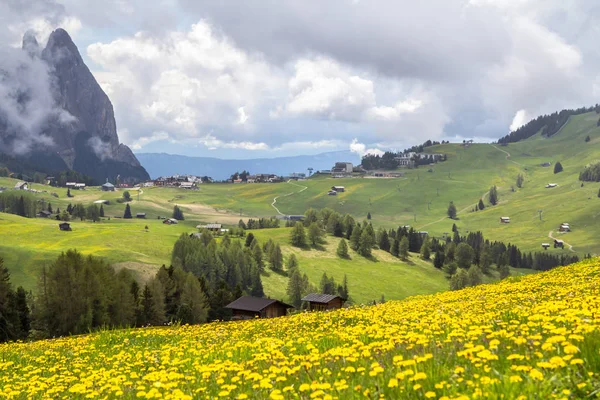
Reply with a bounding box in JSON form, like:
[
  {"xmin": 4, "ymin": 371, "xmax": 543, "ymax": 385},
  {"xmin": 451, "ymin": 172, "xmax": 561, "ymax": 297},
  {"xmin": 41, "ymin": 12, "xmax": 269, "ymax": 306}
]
[
  {"xmin": 301, "ymin": 293, "xmax": 344, "ymax": 304},
  {"xmin": 225, "ymin": 296, "xmax": 292, "ymax": 312}
]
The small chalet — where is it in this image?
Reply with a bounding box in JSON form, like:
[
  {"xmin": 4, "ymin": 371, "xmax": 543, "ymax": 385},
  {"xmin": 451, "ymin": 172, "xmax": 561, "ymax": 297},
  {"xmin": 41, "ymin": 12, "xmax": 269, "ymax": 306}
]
[
  {"xmin": 163, "ymin": 218, "xmax": 178, "ymax": 225},
  {"xmin": 59, "ymin": 222, "xmax": 71, "ymax": 231},
  {"xmin": 554, "ymin": 239, "xmax": 564, "ymax": 249},
  {"xmin": 542, "ymin": 243, "xmax": 550, "ymax": 250},
  {"xmin": 284, "ymin": 215, "xmax": 305, "ymax": 221},
  {"xmin": 102, "ymin": 181, "xmax": 116, "ymax": 192},
  {"xmin": 14, "ymin": 181, "xmax": 28, "ymax": 190},
  {"xmin": 225, "ymin": 296, "xmax": 293, "ymax": 319},
  {"xmin": 136, "ymin": 213, "xmax": 146, "ymax": 219},
  {"xmin": 301, "ymin": 293, "xmax": 346, "ymax": 311},
  {"xmin": 500, "ymin": 217, "xmax": 510, "ymax": 224},
  {"xmin": 331, "ymin": 186, "xmax": 345, "ymax": 192},
  {"xmin": 37, "ymin": 210, "xmax": 52, "ymax": 218},
  {"xmin": 328, "ymin": 190, "xmax": 338, "ymax": 196},
  {"xmin": 559, "ymin": 223, "xmax": 570, "ymax": 232},
  {"xmin": 179, "ymin": 182, "xmax": 194, "ymax": 189},
  {"xmin": 74, "ymin": 183, "xmax": 86, "ymax": 190},
  {"xmin": 197, "ymin": 223, "xmax": 222, "ymax": 231}
]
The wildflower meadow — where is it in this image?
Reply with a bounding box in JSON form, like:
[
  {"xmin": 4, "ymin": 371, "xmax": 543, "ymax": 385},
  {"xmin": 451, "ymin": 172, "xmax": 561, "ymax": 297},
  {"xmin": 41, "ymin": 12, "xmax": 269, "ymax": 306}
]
[{"xmin": 1, "ymin": 259, "xmax": 600, "ymax": 399}]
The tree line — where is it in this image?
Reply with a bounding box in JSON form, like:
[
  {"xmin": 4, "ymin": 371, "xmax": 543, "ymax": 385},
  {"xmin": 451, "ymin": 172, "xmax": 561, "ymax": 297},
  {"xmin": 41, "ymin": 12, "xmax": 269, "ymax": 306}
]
[
  {"xmin": 0, "ymin": 192, "xmax": 38, "ymax": 218},
  {"xmin": 579, "ymin": 162, "xmax": 600, "ymax": 182},
  {"xmin": 497, "ymin": 105, "xmax": 600, "ymax": 144},
  {"xmin": 238, "ymin": 217, "xmax": 280, "ymax": 229},
  {"xmin": 0, "ymin": 250, "xmax": 209, "ymax": 342}
]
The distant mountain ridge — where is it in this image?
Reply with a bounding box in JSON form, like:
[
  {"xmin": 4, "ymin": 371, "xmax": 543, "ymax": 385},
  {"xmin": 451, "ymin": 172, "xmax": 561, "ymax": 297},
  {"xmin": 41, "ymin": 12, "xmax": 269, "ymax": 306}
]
[
  {"xmin": 0, "ymin": 28, "xmax": 149, "ymax": 183},
  {"xmin": 135, "ymin": 151, "xmax": 361, "ymax": 180}
]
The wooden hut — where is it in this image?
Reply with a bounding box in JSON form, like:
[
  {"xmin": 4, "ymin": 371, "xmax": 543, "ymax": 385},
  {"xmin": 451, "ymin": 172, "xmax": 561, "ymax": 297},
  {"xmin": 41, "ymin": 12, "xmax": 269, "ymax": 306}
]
[
  {"xmin": 59, "ymin": 222, "xmax": 71, "ymax": 231},
  {"xmin": 225, "ymin": 296, "xmax": 293, "ymax": 320},
  {"xmin": 301, "ymin": 294, "xmax": 346, "ymax": 311}
]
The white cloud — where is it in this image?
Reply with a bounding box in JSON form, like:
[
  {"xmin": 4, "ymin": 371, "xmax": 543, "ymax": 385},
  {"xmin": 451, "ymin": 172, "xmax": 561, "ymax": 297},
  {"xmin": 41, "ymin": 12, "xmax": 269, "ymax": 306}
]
[
  {"xmin": 87, "ymin": 21, "xmax": 285, "ymax": 145},
  {"xmin": 509, "ymin": 109, "xmax": 529, "ymax": 132},
  {"xmin": 349, "ymin": 139, "xmax": 384, "ymax": 157}
]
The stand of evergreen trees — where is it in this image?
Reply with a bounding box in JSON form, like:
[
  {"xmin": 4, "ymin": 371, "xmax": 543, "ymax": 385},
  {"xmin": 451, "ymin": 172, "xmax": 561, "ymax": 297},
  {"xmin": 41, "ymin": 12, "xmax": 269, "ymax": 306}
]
[
  {"xmin": 0, "ymin": 259, "xmax": 30, "ymax": 342},
  {"xmin": 171, "ymin": 232, "xmax": 264, "ymax": 320},
  {"xmin": 0, "ymin": 193, "xmax": 38, "ymax": 218},
  {"xmin": 498, "ymin": 105, "xmax": 599, "ymax": 144},
  {"xmin": 239, "ymin": 217, "xmax": 280, "ymax": 229},
  {"xmin": 579, "ymin": 162, "xmax": 600, "ymax": 182}
]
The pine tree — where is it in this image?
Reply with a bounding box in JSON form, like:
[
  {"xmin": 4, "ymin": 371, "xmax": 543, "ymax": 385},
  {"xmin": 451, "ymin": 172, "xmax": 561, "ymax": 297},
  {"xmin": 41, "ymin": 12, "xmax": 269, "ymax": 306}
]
[
  {"xmin": 308, "ymin": 222, "xmax": 323, "ymax": 246},
  {"xmin": 99, "ymin": 204, "xmax": 105, "ymax": 217},
  {"xmin": 269, "ymin": 244, "xmax": 283, "ymax": 272},
  {"xmin": 447, "ymin": 201, "xmax": 457, "ymax": 219},
  {"xmin": 287, "ymin": 253, "xmax": 299, "ymax": 272},
  {"xmin": 124, "ymin": 204, "xmax": 133, "ymax": 219},
  {"xmin": 478, "ymin": 199, "xmax": 485, "ymax": 210},
  {"xmin": 67, "ymin": 188, "xmax": 72, "ymax": 198},
  {"xmin": 456, "ymin": 243, "xmax": 474, "ymax": 269},
  {"xmin": 336, "ymin": 239, "xmax": 349, "ymax": 259},
  {"xmin": 47, "ymin": 203, "xmax": 53, "ymax": 214},
  {"xmin": 358, "ymin": 229, "xmax": 374, "ymax": 257},
  {"xmin": 367, "ymin": 212, "xmax": 371, "ymax": 220},
  {"xmin": 433, "ymin": 250, "xmax": 444, "ymax": 268},
  {"xmin": 250, "ymin": 266, "xmax": 264, "ymax": 297},
  {"xmin": 399, "ymin": 237, "xmax": 409, "ymax": 261},
  {"xmin": 74, "ymin": 203, "xmax": 86, "ymax": 221},
  {"xmin": 391, "ymin": 239, "xmax": 400, "ymax": 257},
  {"xmin": 286, "ymin": 269, "xmax": 303, "ymax": 308},
  {"xmin": 420, "ymin": 237, "xmax": 431, "ymax": 260},
  {"xmin": 245, "ymin": 232, "xmax": 255, "ymax": 247},
  {"xmin": 489, "ymin": 186, "xmax": 498, "ymax": 205},
  {"xmin": 378, "ymin": 230, "xmax": 391, "ymax": 252},
  {"xmin": 554, "ymin": 161, "xmax": 563, "ymax": 174},
  {"xmin": 516, "ymin": 174, "xmax": 524, "ymax": 188},
  {"xmin": 350, "ymin": 224, "xmax": 362, "ymax": 251},
  {"xmin": 252, "ymin": 244, "xmax": 265, "ymax": 272},
  {"xmin": 172, "ymin": 205, "xmax": 184, "ymax": 220},
  {"xmin": 290, "ymin": 222, "xmax": 307, "ymax": 247},
  {"xmin": 499, "ymin": 263, "xmax": 510, "ymax": 279},
  {"xmin": 467, "ymin": 265, "xmax": 483, "ymax": 286},
  {"xmin": 450, "ymin": 269, "xmax": 469, "ymax": 290},
  {"xmin": 122, "ymin": 191, "xmax": 132, "ymax": 202}
]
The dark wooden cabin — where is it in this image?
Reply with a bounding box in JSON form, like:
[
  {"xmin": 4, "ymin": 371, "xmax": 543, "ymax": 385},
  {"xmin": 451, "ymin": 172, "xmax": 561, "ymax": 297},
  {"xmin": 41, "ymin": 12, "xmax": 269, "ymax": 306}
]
[
  {"xmin": 59, "ymin": 222, "xmax": 71, "ymax": 231},
  {"xmin": 301, "ymin": 293, "xmax": 346, "ymax": 311},
  {"xmin": 225, "ymin": 296, "xmax": 293, "ymax": 320}
]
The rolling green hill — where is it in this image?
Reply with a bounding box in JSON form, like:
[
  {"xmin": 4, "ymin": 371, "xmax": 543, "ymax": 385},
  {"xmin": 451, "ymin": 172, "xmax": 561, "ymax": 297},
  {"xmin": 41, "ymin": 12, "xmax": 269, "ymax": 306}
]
[{"xmin": 1, "ymin": 110, "xmax": 599, "ymax": 302}]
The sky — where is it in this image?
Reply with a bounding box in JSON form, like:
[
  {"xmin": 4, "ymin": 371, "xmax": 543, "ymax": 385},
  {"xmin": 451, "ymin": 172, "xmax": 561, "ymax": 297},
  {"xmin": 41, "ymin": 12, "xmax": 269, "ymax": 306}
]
[{"xmin": 1, "ymin": 0, "xmax": 600, "ymax": 159}]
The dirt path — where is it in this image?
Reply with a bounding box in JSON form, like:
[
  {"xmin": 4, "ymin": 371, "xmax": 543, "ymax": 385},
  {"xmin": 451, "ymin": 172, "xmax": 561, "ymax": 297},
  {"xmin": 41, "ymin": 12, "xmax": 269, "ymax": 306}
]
[
  {"xmin": 548, "ymin": 230, "xmax": 575, "ymax": 252},
  {"xmin": 490, "ymin": 144, "xmax": 525, "ymax": 167},
  {"xmin": 271, "ymin": 180, "xmax": 308, "ymax": 215}
]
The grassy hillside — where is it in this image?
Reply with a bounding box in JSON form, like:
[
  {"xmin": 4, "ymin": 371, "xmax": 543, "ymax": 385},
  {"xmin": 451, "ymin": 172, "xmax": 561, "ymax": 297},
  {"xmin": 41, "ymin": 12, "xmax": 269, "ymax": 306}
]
[
  {"xmin": 2, "ymin": 258, "xmax": 599, "ymax": 399},
  {"xmin": 2, "ymin": 111, "xmax": 600, "ymax": 300}
]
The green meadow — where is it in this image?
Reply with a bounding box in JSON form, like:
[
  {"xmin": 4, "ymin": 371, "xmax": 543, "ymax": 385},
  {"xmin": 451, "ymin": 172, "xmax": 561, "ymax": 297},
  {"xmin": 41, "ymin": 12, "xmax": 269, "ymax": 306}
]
[{"xmin": 1, "ymin": 111, "xmax": 599, "ymax": 302}]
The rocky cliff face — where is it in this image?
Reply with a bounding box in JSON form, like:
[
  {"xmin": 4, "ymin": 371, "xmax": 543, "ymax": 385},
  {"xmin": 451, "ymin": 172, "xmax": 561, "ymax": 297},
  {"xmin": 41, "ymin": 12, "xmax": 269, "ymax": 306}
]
[{"xmin": 0, "ymin": 28, "xmax": 148, "ymax": 183}]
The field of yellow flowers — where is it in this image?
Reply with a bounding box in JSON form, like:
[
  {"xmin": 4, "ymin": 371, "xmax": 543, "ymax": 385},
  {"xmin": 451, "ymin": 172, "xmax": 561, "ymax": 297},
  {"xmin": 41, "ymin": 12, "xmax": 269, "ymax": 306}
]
[{"xmin": 2, "ymin": 259, "xmax": 600, "ymax": 399}]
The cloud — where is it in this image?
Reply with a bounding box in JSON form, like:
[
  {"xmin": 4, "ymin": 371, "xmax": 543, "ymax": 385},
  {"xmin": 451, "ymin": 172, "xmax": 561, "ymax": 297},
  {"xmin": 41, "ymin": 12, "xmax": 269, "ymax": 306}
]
[
  {"xmin": 87, "ymin": 21, "xmax": 285, "ymax": 146},
  {"xmin": 509, "ymin": 109, "xmax": 529, "ymax": 132},
  {"xmin": 349, "ymin": 139, "xmax": 384, "ymax": 157}
]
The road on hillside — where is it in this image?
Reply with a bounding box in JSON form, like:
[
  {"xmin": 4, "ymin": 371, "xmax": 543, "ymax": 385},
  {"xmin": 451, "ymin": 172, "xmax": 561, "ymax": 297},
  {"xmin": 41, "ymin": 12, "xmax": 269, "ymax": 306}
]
[
  {"xmin": 548, "ymin": 230, "xmax": 575, "ymax": 252},
  {"xmin": 490, "ymin": 144, "xmax": 525, "ymax": 167},
  {"xmin": 271, "ymin": 180, "xmax": 308, "ymax": 215}
]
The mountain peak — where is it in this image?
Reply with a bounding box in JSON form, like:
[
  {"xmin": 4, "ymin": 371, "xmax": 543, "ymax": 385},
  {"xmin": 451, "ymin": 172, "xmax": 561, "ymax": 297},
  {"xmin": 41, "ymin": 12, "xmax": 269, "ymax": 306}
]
[
  {"xmin": 22, "ymin": 30, "xmax": 40, "ymax": 57},
  {"xmin": 42, "ymin": 28, "xmax": 83, "ymax": 66}
]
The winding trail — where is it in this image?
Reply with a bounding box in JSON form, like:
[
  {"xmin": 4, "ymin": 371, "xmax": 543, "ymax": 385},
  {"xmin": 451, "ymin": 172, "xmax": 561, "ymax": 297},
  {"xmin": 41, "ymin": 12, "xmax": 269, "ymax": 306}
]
[
  {"xmin": 490, "ymin": 144, "xmax": 525, "ymax": 167},
  {"xmin": 271, "ymin": 180, "xmax": 308, "ymax": 215},
  {"xmin": 548, "ymin": 230, "xmax": 575, "ymax": 252}
]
